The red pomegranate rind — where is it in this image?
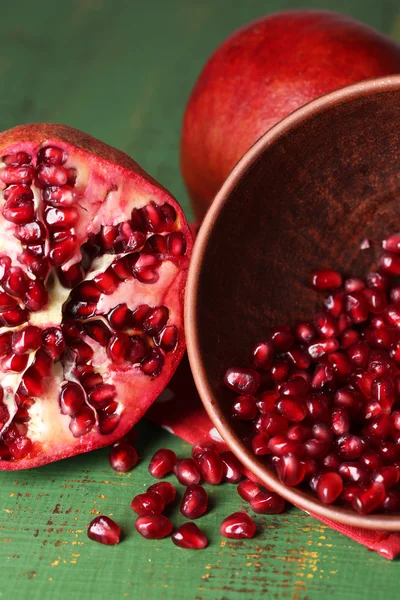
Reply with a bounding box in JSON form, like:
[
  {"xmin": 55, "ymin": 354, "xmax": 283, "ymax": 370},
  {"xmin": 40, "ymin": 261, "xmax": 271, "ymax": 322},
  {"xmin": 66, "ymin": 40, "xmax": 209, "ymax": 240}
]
[{"xmin": 0, "ymin": 124, "xmax": 192, "ymax": 470}]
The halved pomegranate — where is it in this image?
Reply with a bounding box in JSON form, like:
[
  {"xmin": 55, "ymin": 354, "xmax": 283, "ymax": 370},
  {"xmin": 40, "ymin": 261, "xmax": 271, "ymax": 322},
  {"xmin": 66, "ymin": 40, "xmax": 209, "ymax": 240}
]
[{"xmin": 0, "ymin": 124, "xmax": 192, "ymax": 469}]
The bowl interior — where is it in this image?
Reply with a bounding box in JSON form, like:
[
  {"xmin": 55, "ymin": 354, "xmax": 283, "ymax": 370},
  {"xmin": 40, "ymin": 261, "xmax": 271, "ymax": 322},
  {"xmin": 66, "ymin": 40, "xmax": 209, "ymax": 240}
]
[{"xmin": 187, "ymin": 78, "xmax": 400, "ymax": 529}]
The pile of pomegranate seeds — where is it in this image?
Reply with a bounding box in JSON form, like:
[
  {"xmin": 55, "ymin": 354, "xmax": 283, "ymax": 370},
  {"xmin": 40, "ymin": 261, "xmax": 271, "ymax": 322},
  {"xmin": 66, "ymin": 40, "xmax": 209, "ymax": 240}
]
[{"xmin": 224, "ymin": 233, "xmax": 400, "ymax": 515}]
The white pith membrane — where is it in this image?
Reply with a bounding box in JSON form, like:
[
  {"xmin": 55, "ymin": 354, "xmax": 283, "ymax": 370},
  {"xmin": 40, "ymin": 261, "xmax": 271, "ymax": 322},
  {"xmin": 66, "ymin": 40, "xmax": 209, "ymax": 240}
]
[{"xmin": 0, "ymin": 140, "xmax": 189, "ymax": 467}]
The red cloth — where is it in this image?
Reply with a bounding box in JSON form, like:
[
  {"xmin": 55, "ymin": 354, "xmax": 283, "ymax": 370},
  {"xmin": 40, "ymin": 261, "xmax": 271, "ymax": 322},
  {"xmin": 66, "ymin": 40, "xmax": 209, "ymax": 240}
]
[{"xmin": 147, "ymin": 356, "xmax": 400, "ymax": 560}]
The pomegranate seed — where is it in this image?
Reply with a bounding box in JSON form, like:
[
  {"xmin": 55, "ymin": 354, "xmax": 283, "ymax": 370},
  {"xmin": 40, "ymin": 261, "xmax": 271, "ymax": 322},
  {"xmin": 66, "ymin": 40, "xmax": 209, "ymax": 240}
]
[
  {"xmin": 3, "ymin": 151, "xmax": 31, "ymax": 165},
  {"xmin": 109, "ymin": 443, "xmax": 138, "ymax": 472},
  {"xmin": 360, "ymin": 452, "xmax": 382, "ymax": 471},
  {"xmin": 141, "ymin": 348, "xmax": 164, "ymax": 376},
  {"xmin": 251, "ymin": 341, "xmax": 274, "ymax": 370},
  {"xmin": 335, "ymin": 434, "xmax": 363, "ymax": 460},
  {"xmin": 256, "ymin": 390, "xmax": 279, "ymax": 413},
  {"xmin": 383, "ymin": 491, "xmax": 400, "ymax": 512},
  {"xmin": 310, "ymin": 269, "xmax": 342, "ymax": 291},
  {"xmin": 268, "ymin": 436, "xmax": 303, "ymax": 457},
  {"xmin": 131, "ymin": 492, "xmax": 165, "ymax": 515},
  {"xmin": 294, "ymin": 321, "xmax": 316, "ymax": 344},
  {"xmin": 37, "ymin": 163, "xmax": 68, "ymax": 186},
  {"xmin": 87, "ymin": 516, "xmax": 121, "ymax": 545},
  {"xmin": 135, "ymin": 514, "xmax": 172, "ymax": 539},
  {"xmin": 42, "ymin": 327, "xmax": 65, "ymax": 359},
  {"xmin": 148, "ymin": 448, "xmax": 177, "ymax": 478},
  {"xmin": 173, "ymin": 458, "xmax": 201, "ymax": 485},
  {"xmin": 172, "ymin": 523, "xmax": 208, "ymax": 549},
  {"xmin": 276, "ymin": 454, "xmax": 305, "ymax": 486},
  {"xmin": 224, "ymin": 367, "xmax": 260, "ymax": 395},
  {"xmin": 378, "ymin": 251, "xmax": 400, "ymax": 276},
  {"xmin": 107, "ymin": 333, "xmax": 131, "ymax": 363},
  {"xmin": 148, "ymin": 481, "xmax": 176, "ymax": 505},
  {"xmin": 316, "ymin": 473, "xmax": 343, "ymax": 504},
  {"xmin": 232, "ymin": 395, "xmax": 257, "ymax": 420},
  {"xmin": 270, "ymin": 360, "xmax": 290, "ymax": 381},
  {"xmin": 345, "ymin": 277, "xmax": 365, "ymax": 292},
  {"xmin": 154, "ymin": 326, "xmax": 178, "ymax": 352},
  {"xmin": 69, "ymin": 406, "xmax": 96, "ymax": 437},
  {"xmin": 237, "ymin": 479, "xmax": 261, "ymax": 501},
  {"xmin": 250, "ymin": 491, "xmax": 285, "ymax": 514},
  {"xmin": 260, "ymin": 413, "xmax": 289, "ymax": 436},
  {"xmin": 341, "ymin": 329, "xmax": 360, "ymax": 349},
  {"xmin": 352, "ymin": 482, "xmax": 386, "ymax": 514},
  {"xmin": 276, "ymin": 396, "xmax": 307, "ymax": 422},
  {"xmin": 331, "ymin": 408, "xmax": 350, "ymax": 435},
  {"xmin": 191, "ymin": 441, "xmax": 217, "ymax": 458},
  {"xmin": 285, "ymin": 347, "xmax": 311, "ymax": 369},
  {"xmin": 11, "ymin": 326, "xmax": 41, "ymax": 355},
  {"xmin": 180, "ymin": 484, "xmax": 208, "ymax": 519},
  {"xmin": 196, "ymin": 449, "xmax": 224, "ymax": 484},
  {"xmin": 314, "ymin": 312, "xmax": 337, "ymax": 338},
  {"xmin": 38, "ymin": 146, "xmax": 66, "ymax": 164},
  {"xmin": 338, "ymin": 462, "xmax": 370, "ymax": 483},
  {"xmin": 143, "ymin": 306, "xmax": 169, "ymax": 335},
  {"xmin": 59, "ymin": 382, "xmax": 85, "ymax": 416},
  {"xmin": 220, "ymin": 512, "xmax": 256, "ymax": 539},
  {"xmin": 220, "ymin": 451, "xmax": 242, "ymax": 483},
  {"xmin": 252, "ymin": 433, "xmax": 271, "ymax": 455},
  {"xmin": 287, "ymin": 423, "xmax": 311, "ymax": 442},
  {"xmin": 371, "ymin": 466, "xmax": 399, "ymax": 489}
]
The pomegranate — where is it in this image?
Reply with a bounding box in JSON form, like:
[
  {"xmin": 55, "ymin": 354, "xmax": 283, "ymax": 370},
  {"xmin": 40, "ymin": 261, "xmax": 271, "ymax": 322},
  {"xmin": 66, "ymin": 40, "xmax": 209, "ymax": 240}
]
[
  {"xmin": 0, "ymin": 124, "xmax": 192, "ymax": 469},
  {"xmin": 223, "ymin": 232, "xmax": 400, "ymax": 513},
  {"xmin": 181, "ymin": 10, "xmax": 400, "ymax": 218}
]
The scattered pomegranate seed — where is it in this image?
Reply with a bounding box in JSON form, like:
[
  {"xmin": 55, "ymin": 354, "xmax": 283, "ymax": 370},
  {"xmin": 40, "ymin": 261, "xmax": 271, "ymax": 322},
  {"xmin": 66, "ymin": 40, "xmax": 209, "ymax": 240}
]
[
  {"xmin": 87, "ymin": 516, "xmax": 121, "ymax": 545},
  {"xmin": 172, "ymin": 522, "xmax": 208, "ymax": 549},
  {"xmin": 173, "ymin": 458, "xmax": 201, "ymax": 485},
  {"xmin": 250, "ymin": 491, "xmax": 285, "ymax": 514},
  {"xmin": 147, "ymin": 481, "xmax": 177, "ymax": 505},
  {"xmin": 148, "ymin": 448, "xmax": 177, "ymax": 478},
  {"xmin": 109, "ymin": 443, "xmax": 139, "ymax": 472},
  {"xmin": 180, "ymin": 484, "xmax": 208, "ymax": 519},
  {"xmin": 131, "ymin": 492, "xmax": 165, "ymax": 515},
  {"xmin": 220, "ymin": 512, "xmax": 256, "ymax": 539},
  {"xmin": 237, "ymin": 479, "xmax": 261, "ymax": 502},
  {"xmin": 195, "ymin": 449, "xmax": 224, "ymax": 484},
  {"xmin": 135, "ymin": 514, "xmax": 173, "ymax": 539},
  {"xmin": 220, "ymin": 451, "xmax": 243, "ymax": 483}
]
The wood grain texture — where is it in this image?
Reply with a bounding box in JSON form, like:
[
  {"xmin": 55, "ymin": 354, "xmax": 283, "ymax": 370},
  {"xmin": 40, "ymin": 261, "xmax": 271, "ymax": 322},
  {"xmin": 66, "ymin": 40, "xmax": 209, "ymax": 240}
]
[{"xmin": 0, "ymin": 1, "xmax": 400, "ymax": 599}]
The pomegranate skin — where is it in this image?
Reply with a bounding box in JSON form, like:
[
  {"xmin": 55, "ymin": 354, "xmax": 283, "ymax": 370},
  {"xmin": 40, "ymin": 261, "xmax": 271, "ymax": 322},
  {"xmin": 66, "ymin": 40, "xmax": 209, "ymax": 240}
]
[
  {"xmin": 0, "ymin": 124, "xmax": 192, "ymax": 471},
  {"xmin": 181, "ymin": 10, "xmax": 400, "ymax": 219}
]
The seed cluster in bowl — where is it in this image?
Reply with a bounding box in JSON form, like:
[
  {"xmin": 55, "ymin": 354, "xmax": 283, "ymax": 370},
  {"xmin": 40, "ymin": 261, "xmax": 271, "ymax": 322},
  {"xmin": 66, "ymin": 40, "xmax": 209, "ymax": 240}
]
[{"xmin": 224, "ymin": 233, "xmax": 400, "ymax": 515}]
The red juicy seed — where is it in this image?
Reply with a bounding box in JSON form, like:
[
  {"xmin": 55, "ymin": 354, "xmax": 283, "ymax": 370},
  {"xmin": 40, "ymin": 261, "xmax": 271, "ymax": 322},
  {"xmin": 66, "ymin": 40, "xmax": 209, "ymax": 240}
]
[
  {"xmin": 38, "ymin": 146, "xmax": 65, "ymax": 164},
  {"xmin": 276, "ymin": 454, "xmax": 306, "ymax": 486},
  {"xmin": 390, "ymin": 286, "xmax": 400, "ymax": 304},
  {"xmin": 19, "ymin": 367, "xmax": 44, "ymax": 397},
  {"xmin": 101, "ymin": 225, "xmax": 119, "ymax": 251},
  {"xmin": 3, "ymin": 152, "xmax": 31, "ymax": 165},
  {"xmin": 304, "ymin": 438, "xmax": 330, "ymax": 460},
  {"xmin": 3, "ymin": 267, "xmax": 27, "ymax": 298},
  {"xmin": 276, "ymin": 396, "xmax": 307, "ymax": 422},
  {"xmin": 191, "ymin": 440, "xmax": 218, "ymax": 459},
  {"xmin": 33, "ymin": 349, "xmax": 52, "ymax": 377},
  {"xmin": 11, "ymin": 326, "xmax": 41, "ymax": 355},
  {"xmin": 220, "ymin": 451, "xmax": 242, "ymax": 483},
  {"xmin": 88, "ymin": 384, "xmax": 116, "ymax": 408},
  {"xmin": 285, "ymin": 347, "xmax": 311, "ymax": 369},
  {"xmin": 106, "ymin": 333, "xmax": 131, "ymax": 363},
  {"xmin": 251, "ymin": 433, "xmax": 271, "ymax": 456},
  {"xmin": 280, "ymin": 377, "xmax": 309, "ymax": 397},
  {"xmin": 352, "ymin": 482, "xmax": 386, "ymax": 514},
  {"xmin": 0, "ymin": 443, "xmax": 11, "ymax": 460},
  {"xmin": 148, "ymin": 448, "xmax": 177, "ymax": 478},
  {"xmin": 328, "ymin": 352, "xmax": 352, "ymax": 381},
  {"xmin": 269, "ymin": 325, "xmax": 294, "ymax": 351},
  {"xmin": 335, "ymin": 434, "xmax": 363, "ymax": 460},
  {"xmin": 294, "ymin": 321, "xmax": 316, "ymax": 344},
  {"xmin": 261, "ymin": 413, "xmax": 289, "ymax": 436},
  {"xmin": 131, "ymin": 304, "xmax": 151, "ymax": 327},
  {"xmin": 224, "ymin": 367, "xmax": 260, "ymax": 395},
  {"xmin": 316, "ymin": 472, "xmax": 343, "ymax": 504},
  {"xmin": 382, "ymin": 232, "xmax": 400, "ymax": 253},
  {"xmin": 362, "ymin": 400, "xmax": 382, "ymax": 421},
  {"xmin": 148, "ymin": 481, "xmax": 176, "ymax": 505},
  {"xmin": 314, "ymin": 312, "xmax": 337, "ymax": 338},
  {"xmin": 306, "ymin": 395, "xmax": 330, "ymax": 422},
  {"xmin": 43, "ymin": 185, "xmax": 76, "ymax": 207},
  {"xmin": 172, "ymin": 523, "xmax": 208, "ymax": 550},
  {"xmin": 49, "ymin": 236, "xmax": 77, "ymax": 266},
  {"xmin": 324, "ymin": 291, "xmax": 344, "ymax": 317},
  {"xmin": 338, "ymin": 462, "xmax": 370, "ymax": 483},
  {"xmin": 220, "ymin": 512, "xmax": 256, "ymax": 539},
  {"xmin": 331, "ymin": 408, "xmax": 350, "ymax": 435},
  {"xmin": 167, "ymin": 231, "xmax": 187, "ymax": 256},
  {"xmin": 312, "ymin": 423, "xmax": 333, "ymax": 443},
  {"xmin": 37, "ymin": 163, "xmax": 68, "ymax": 186},
  {"xmin": 360, "ymin": 451, "xmax": 382, "ymax": 471},
  {"xmin": 310, "ymin": 269, "xmax": 342, "ymax": 291},
  {"xmin": 287, "ymin": 424, "xmax": 311, "ymax": 442},
  {"xmin": 173, "ymin": 458, "xmax": 201, "ymax": 485},
  {"xmin": 232, "ymin": 395, "xmax": 257, "ymax": 420},
  {"xmin": 237, "ymin": 479, "xmax": 261, "ymax": 501},
  {"xmin": 74, "ymin": 281, "xmax": 101, "ymax": 302},
  {"xmin": 366, "ymin": 271, "xmax": 390, "ymax": 291},
  {"xmin": 69, "ymin": 406, "xmax": 96, "ymax": 437},
  {"xmin": 25, "ymin": 280, "xmax": 48, "ymax": 311},
  {"xmin": 153, "ymin": 325, "xmax": 178, "ymax": 352},
  {"xmin": 251, "ymin": 341, "xmax": 274, "ymax": 370},
  {"xmin": 341, "ymin": 329, "xmax": 360, "ymax": 349},
  {"xmin": 347, "ymin": 341, "xmax": 370, "ymax": 367},
  {"xmin": 128, "ymin": 336, "xmax": 148, "ymax": 363},
  {"xmin": 308, "ymin": 338, "xmax": 339, "ymax": 359},
  {"xmin": 250, "ymin": 491, "xmax": 285, "ymax": 514},
  {"xmin": 98, "ymin": 413, "xmax": 120, "ymax": 435},
  {"xmin": 135, "ymin": 514, "xmax": 172, "ymax": 539},
  {"xmin": 0, "ymin": 292, "xmax": 17, "ymax": 310},
  {"xmin": 378, "ymin": 251, "xmax": 400, "ymax": 276},
  {"xmin": 344, "ymin": 277, "xmax": 365, "ymax": 292},
  {"xmin": 7, "ymin": 436, "xmax": 33, "ymax": 459},
  {"xmin": 93, "ymin": 269, "xmax": 119, "ymax": 294},
  {"xmin": 143, "ymin": 306, "xmax": 169, "ymax": 335},
  {"xmin": 70, "ymin": 341, "xmax": 94, "ymax": 364},
  {"xmin": 345, "ymin": 292, "xmax": 369, "ymax": 323},
  {"xmin": 268, "ymin": 436, "xmax": 304, "ymax": 457},
  {"xmin": 131, "ymin": 492, "xmax": 165, "ymax": 515},
  {"xmin": 365, "ymin": 328, "xmax": 395, "ymax": 350},
  {"xmin": 108, "ymin": 304, "xmax": 133, "ymax": 330},
  {"xmin": 393, "ymin": 410, "xmax": 400, "ymax": 430},
  {"xmin": 366, "ymin": 414, "xmax": 393, "ymax": 441},
  {"xmin": 371, "ymin": 466, "xmax": 399, "ymax": 490},
  {"xmin": 363, "ymin": 288, "xmax": 387, "ymax": 314},
  {"xmin": 256, "ymin": 390, "xmax": 279, "ymax": 414},
  {"xmin": 45, "ymin": 206, "xmax": 78, "ymax": 230},
  {"xmin": 270, "ymin": 360, "xmax": 290, "ymax": 381},
  {"xmin": 85, "ymin": 321, "xmax": 111, "ymax": 347},
  {"xmin": 20, "ymin": 251, "xmax": 49, "ymax": 279},
  {"xmin": 87, "ymin": 516, "xmax": 120, "ymax": 545},
  {"xmin": 379, "ymin": 442, "xmax": 400, "ymax": 463},
  {"xmin": 384, "ymin": 304, "xmax": 400, "ymax": 329},
  {"xmin": 180, "ymin": 484, "xmax": 208, "ymax": 519},
  {"xmin": 196, "ymin": 449, "xmax": 224, "ymax": 484},
  {"xmin": 334, "ymin": 387, "xmax": 362, "ymax": 415},
  {"xmin": 1, "ymin": 165, "xmax": 34, "ymax": 184},
  {"xmin": 15, "ymin": 221, "xmax": 45, "ymax": 243},
  {"xmin": 119, "ymin": 224, "xmax": 146, "ymax": 252},
  {"xmin": 1, "ymin": 352, "xmax": 28, "ymax": 373},
  {"xmin": 383, "ymin": 491, "xmax": 400, "ymax": 512},
  {"xmin": 371, "ymin": 376, "xmax": 394, "ymax": 412},
  {"xmin": 59, "ymin": 382, "xmax": 85, "ymax": 416},
  {"xmin": 141, "ymin": 348, "xmax": 164, "ymax": 376}
]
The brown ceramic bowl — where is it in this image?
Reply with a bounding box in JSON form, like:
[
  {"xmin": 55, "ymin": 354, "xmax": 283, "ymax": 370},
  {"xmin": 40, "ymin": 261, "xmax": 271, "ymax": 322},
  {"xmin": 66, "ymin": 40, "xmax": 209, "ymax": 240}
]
[{"xmin": 185, "ymin": 75, "xmax": 400, "ymax": 530}]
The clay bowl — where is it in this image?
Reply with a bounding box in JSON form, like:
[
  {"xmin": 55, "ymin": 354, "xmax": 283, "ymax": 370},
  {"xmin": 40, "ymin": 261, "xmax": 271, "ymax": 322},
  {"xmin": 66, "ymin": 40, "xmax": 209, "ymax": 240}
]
[{"xmin": 185, "ymin": 75, "xmax": 400, "ymax": 530}]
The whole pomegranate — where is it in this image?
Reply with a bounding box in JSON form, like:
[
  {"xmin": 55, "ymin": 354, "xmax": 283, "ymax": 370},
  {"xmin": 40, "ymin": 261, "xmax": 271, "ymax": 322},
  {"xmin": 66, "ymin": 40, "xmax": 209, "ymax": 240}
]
[
  {"xmin": 0, "ymin": 124, "xmax": 192, "ymax": 469},
  {"xmin": 181, "ymin": 10, "xmax": 400, "ymax": 218}
]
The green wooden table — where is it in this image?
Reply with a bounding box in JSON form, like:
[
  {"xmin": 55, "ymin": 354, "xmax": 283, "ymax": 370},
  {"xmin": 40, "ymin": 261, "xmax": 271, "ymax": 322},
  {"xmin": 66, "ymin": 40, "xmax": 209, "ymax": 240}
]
[{"xmin": 1, "ymin": 1, "xmax": 400, "ymax": 599}]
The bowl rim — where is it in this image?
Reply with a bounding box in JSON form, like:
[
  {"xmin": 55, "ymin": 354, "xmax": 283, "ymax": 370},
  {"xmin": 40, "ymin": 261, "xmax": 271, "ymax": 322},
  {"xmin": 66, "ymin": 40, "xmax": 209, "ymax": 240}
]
[{"xmin": 185, "ymin": 74, "xmax": 400, "ymax": 530}]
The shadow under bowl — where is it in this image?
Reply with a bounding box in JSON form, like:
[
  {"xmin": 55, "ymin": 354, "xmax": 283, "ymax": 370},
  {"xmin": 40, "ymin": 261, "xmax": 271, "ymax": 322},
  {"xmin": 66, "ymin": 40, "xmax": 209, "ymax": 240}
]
[{"xmin": 185, "ymin": 75, "xmax": 400, "ymax": 530}]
